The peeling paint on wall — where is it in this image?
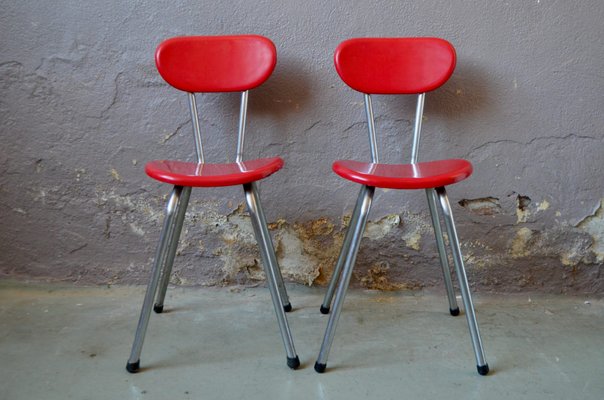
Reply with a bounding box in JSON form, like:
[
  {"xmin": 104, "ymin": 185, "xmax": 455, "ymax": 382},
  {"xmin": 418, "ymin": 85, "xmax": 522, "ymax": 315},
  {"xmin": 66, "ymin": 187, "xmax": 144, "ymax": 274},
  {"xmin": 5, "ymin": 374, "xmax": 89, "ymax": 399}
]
[
  {"xmin": 459, "ymin": 197, "xmax": 502, "ymax": 215},
  {"xmin": 364, "ymin": 214, "xmax": 401, "ymax": 240},
  {"xmin": 511, "ymin": 227, "xmax": 534, "ymax": 258},
  {"xmin": 576, "ymin": 199, "xmax": 604, "ymax": 263},
  {"xmin": 537, "ymin": 200, "xmax": 550, "ymax": 212},
  {"xmin": 360, "ymin": 262, "xmax": 415, "ymax": 291},
  {"xmin": 516, "ymin": 195, "xmax": 532, "ymax": 223}
]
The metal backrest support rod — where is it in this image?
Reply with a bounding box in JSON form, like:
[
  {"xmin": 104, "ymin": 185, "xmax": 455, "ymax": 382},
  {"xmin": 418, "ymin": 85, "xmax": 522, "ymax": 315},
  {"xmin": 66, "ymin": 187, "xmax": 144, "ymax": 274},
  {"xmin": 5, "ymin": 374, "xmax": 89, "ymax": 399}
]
[
  {"xmin": 188, "ymin": 92, "xmax": 204, "ymax": 164},
  {"xmin": 363, "ymin": 93, "xmax": 426, "ymax": 165},
  {"xmin": 187, "ymin": 90, "xmax": 250, "ymax": 164},
  {"xmin": 410, "ymin": 93, "xmax": 425, "ymax": 164},
  {"xmin": 236, "ymin": 90, "xmax": 249, "ymax": 162},
  {"xmin": 363, "ymin": 94, "xmax": 379, "ymax": 164}
]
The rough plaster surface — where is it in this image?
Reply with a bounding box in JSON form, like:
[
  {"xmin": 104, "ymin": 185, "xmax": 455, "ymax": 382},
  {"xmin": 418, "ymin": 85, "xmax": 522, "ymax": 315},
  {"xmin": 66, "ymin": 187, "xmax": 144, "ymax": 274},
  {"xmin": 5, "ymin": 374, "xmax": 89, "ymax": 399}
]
[{"xmin": 1, "ymin": 1, "xmax": 603, "ymax": 292}]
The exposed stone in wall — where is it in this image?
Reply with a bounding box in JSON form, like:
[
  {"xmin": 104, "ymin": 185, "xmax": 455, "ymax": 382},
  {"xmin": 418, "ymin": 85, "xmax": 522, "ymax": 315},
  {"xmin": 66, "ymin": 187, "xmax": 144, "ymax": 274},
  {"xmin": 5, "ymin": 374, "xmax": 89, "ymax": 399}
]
[
  {"xmin": 459, "ymin": 197, "xmax": 502, "ymax": 216},
  {"xmin": 515, "ymin": 195, "xmax": 532, "ymax": 223},
  {"xmin": 142, "ymin": 196, "xmax": 603, "ymax": 292}
]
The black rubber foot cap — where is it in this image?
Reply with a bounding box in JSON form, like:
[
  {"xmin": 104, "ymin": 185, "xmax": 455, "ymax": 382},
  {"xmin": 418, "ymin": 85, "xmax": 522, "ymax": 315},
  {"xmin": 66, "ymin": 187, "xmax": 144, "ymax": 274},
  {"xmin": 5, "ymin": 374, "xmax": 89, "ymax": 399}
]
[
  {"xmin": 287, "ymin": 356, "xmax": 300, "ymax": 370},
  {"xmin": 126, "ymin": 360, "xmax": 140, "ymax": 373},
  {"xmin": 283, "ymin": 303, "xmax": 292, "ymax": 312},
  {"xmin": 450, "ymin": 307, "xmax": 460, "ymax": 316},
  {"xmin": 314, "ymin": 362, "xmax": 327, "ymax": 373},
  {"xmin": 320, "ymin": 305, "xmax": 330, "ymax": 315},
  {"xmin": 153, "ymin": 304, "xmax": 164, "ymax": 314},
  {"xmin": 477, "ymin": 364, "xmax": 490, "ymax": 376}
]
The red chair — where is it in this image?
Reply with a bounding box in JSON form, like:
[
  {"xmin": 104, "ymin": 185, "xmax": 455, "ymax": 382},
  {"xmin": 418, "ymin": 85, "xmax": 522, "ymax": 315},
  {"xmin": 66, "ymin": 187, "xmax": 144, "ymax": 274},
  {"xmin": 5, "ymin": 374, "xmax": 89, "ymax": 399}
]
[
  {"xmin": 126, "ymin": 35, "xmax": 299, "ymax": 373},
  {"xmin": 315, "ymin": 38, "xmax": 489, "ymax": 376}
]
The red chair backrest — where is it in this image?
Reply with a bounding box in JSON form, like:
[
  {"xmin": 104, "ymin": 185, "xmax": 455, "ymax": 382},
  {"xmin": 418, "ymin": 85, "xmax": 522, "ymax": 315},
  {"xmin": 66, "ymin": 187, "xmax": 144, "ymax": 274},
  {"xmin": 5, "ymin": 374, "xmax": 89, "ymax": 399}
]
[
  {"xmin": 334, "ymin": 38, "xmax": 456, "ymax": 94},
  {"xmin": 155, "ymin": 35, "xmax": 277, "ymax": 93}
]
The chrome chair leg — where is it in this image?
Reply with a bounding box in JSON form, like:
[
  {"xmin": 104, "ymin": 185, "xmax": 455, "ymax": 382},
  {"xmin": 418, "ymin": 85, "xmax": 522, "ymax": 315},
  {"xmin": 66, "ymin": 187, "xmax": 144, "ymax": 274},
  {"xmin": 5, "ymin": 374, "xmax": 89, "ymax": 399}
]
[
  {"xmin": 272, "ymin": 250, "xmax": 292, "ymax": 312},
  {"xmin": 435, "ymin": 186, "xmax": 489, "ymax": 376},
  {"xmin": 315, "ymin": 185, "xmax": 374, "ymax": 373},
  {"xmin": 425, "ymin": 188, "xmax": 459, "ymax": 316},
  {"xmin": 241, "ymin": 184, "xmax": 291, "ymax": 312},
  {"xmin": 127, "ymin": 186, "xmax": 186, "ymax": 373},
  {"xmin": 320, "ymin": 186, "xmax": 368, "ymax": 314},
  {"xmin": 153, "ymin": 186, "xmax": 192, "ymax": 313},
  {"xmin": 243, "ymin": 182, "xmax": 300, "ymax": 369}
]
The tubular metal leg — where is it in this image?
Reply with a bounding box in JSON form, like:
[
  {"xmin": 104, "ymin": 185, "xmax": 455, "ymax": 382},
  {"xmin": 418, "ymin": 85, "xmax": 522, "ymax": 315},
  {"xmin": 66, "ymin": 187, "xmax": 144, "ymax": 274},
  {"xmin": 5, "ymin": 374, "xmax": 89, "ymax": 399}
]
[
  {"xmin": 320, "ymin": 186, "xmax": 368, "ymax": 314},
  {"xmin": 315, "ymin": 185, "xmax": 374, "ymax": 373},
  {"xmin": 153, "ymin": 186, "xmax": 192, "ymax": 313},
  {"xmin": 425, "ymin": 188, "xmax": 459, "ymax": 316},
  {"xmin": 243, "ymin": 182, "xmax": 299, "ymax": 369},
  {"xmin": 272, "ymin": 248, "xmax": 292, "ymax": 312},
  {"xmin": 435, "ymin": 186, "xmax": 489, "ymax": 376},
  {"xmin": 247, "ymin": 186, "xmax": 291, "ymax": 311},
  {"xmin": 126, "ymin": 186, "xmax": 185, "ymax": 373}
]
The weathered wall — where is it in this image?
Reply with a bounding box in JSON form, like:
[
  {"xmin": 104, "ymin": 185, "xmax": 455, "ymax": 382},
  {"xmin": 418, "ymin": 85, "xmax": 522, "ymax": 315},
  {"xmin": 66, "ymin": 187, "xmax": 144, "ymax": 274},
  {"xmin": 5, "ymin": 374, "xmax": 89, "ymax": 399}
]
[{"xmin": 1, "ymin": 1, "xmax": 603, "ymax": 292}]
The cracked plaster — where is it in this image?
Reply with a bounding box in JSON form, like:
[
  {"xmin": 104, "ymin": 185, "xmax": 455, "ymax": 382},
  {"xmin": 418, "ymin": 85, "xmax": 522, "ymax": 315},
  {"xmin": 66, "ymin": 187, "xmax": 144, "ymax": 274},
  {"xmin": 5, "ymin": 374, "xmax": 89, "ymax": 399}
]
[{"xmin": 1, "ymin": 1, "xmax": 603, "ymax": 293}]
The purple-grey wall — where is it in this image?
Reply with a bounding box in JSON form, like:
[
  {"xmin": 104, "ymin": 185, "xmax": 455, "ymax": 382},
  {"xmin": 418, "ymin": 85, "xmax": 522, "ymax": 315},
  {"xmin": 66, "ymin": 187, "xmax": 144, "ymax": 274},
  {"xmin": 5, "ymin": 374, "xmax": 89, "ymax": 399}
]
[{"xmin": 1, "ymin": 1, "xmax": 603, "ymax": 292}]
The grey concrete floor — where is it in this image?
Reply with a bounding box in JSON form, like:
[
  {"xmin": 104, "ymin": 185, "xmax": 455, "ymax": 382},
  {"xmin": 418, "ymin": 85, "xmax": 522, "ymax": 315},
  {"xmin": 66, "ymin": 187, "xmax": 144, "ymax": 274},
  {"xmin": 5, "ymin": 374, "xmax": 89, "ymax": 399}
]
[{"xmin": 0, "ymin": 282, "xmax": 603, "ymax": 400}]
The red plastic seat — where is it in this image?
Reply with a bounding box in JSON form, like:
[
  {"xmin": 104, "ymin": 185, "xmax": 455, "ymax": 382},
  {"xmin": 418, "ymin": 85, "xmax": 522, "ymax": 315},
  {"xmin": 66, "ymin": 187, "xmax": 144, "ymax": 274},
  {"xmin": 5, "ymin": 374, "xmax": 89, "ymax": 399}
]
[
  {"xmin": 315, "ymin": 38, "xmax": 489, "ymax": 377},
  {"xmin": 126, "ymin": 35, "xmax": 299, "ymax": 374},
  {"xmin": 333, "ymin": 159, "xmax": 472, "ymax": 189},
  {"xmin": 145, "ymin": 157, "xmax": 284, "ymax": 187}
]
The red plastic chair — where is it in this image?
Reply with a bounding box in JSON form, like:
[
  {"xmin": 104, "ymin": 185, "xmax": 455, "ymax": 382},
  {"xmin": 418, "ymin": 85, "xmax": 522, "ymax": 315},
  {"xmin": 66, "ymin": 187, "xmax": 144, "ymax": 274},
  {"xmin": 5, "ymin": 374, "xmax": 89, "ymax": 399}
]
[
  {"xmin": 315, "ymin": 38, "xmax": 489, "ymax": 376},
  {"xmin": 126, "ymin": 35, "xmax": 299, "ymax": 373}
]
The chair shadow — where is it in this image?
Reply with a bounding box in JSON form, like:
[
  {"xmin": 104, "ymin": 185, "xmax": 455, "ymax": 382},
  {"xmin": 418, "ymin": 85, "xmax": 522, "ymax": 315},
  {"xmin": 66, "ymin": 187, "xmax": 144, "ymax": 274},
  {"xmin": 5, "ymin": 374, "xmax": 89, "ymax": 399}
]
[
  {"xmin": 155, "ymin": 306, "xmax": 190, "ymax": 314},
  {"xmin": 192, "ymin": 57, "xmax": 313, "ymax": 158},
  {"xmin": 385, "ymin": 61, "xmax": 495, "ymax": 120},
  {"xmin": 249, "ymin": 56, "xmax": 313, "ymax": 118},
  {"xmin": 429, "ymin": 61, "xmax": 496, "ymax": 118}
]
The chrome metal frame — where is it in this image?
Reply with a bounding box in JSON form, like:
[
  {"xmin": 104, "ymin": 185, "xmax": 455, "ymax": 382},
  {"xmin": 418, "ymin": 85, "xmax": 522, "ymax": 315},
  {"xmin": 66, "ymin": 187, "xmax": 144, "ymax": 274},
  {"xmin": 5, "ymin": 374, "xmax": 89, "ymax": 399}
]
[
  {"xmin": 363, "ymin": 94, "xmax": 379, "ymax": 163},
  {"xmin": 362, "ymin": 93, "xmax": 425, "ymax": 165},
  {"xmin": 236, "ymin": 91, "xmax": 249, "ymax": 163},
  {"xmin": 244, "ymin": 182, "xmax": 298, "ymax": 366},
  {"xmin": 153, "ymin": 186, "xmax": 192, "ymax": 313},
  {"xmin": 435, "ymin": 186, "xmax": 488, "ymax": 373},
  {"xmin": 425, "ymin": 188, "xmax": 459, "ymax": 315},
  {"xmin": 189, "ymin": 90, "xmax": 251, "ymax": 164},
  {"xmin": 320, "ymin": 184, "xmax": 370, "ymax": 314},
  {"xmin": 127, "ymin": 90, "xmax": 299, "ymax": 372},
  {"xmin": 410, "ymin": 93, "xmax": 425, "ymax": 164},
  {"xmin": 188, "ymin": 93, "xmax": 204, "ymax": 164},
  {"xmin": 315, "ymin": 185, "xmax": 374, "ymax": 372},
  {"xmin": 127, "ymin": 185, "xmax": 187, "ymax": 372},
  {"xmin": 316, "ymin": 92, "xmax": 488, "ymax": 376}
]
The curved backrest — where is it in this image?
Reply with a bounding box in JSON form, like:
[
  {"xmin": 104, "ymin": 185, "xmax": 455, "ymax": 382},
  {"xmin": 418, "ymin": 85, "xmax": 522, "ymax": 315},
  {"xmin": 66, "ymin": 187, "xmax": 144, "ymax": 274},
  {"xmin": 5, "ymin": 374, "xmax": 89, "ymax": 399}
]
[
  {"xmin": 334, "ymin": 37, "xmax": 456, "ymax": 94},
  {"xmin": 155, "ymin": 35, "xmax": 277, "ymax": 92}
]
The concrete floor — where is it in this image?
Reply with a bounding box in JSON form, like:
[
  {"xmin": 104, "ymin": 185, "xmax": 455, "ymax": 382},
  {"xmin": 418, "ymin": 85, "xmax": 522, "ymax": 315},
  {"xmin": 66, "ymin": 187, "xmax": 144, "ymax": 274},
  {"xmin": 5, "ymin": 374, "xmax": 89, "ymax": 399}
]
[{"xmin": 0, "ymin": 282, "xmax": 603, "ymax": 400}]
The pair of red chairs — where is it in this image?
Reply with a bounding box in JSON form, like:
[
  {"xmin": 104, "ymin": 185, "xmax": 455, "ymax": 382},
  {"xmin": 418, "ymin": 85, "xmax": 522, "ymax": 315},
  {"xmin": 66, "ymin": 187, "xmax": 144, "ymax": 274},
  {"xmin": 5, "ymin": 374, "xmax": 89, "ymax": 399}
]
[{"xmin": 126, "ymin": 35, "xmax": 489, "ymax": 377}]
